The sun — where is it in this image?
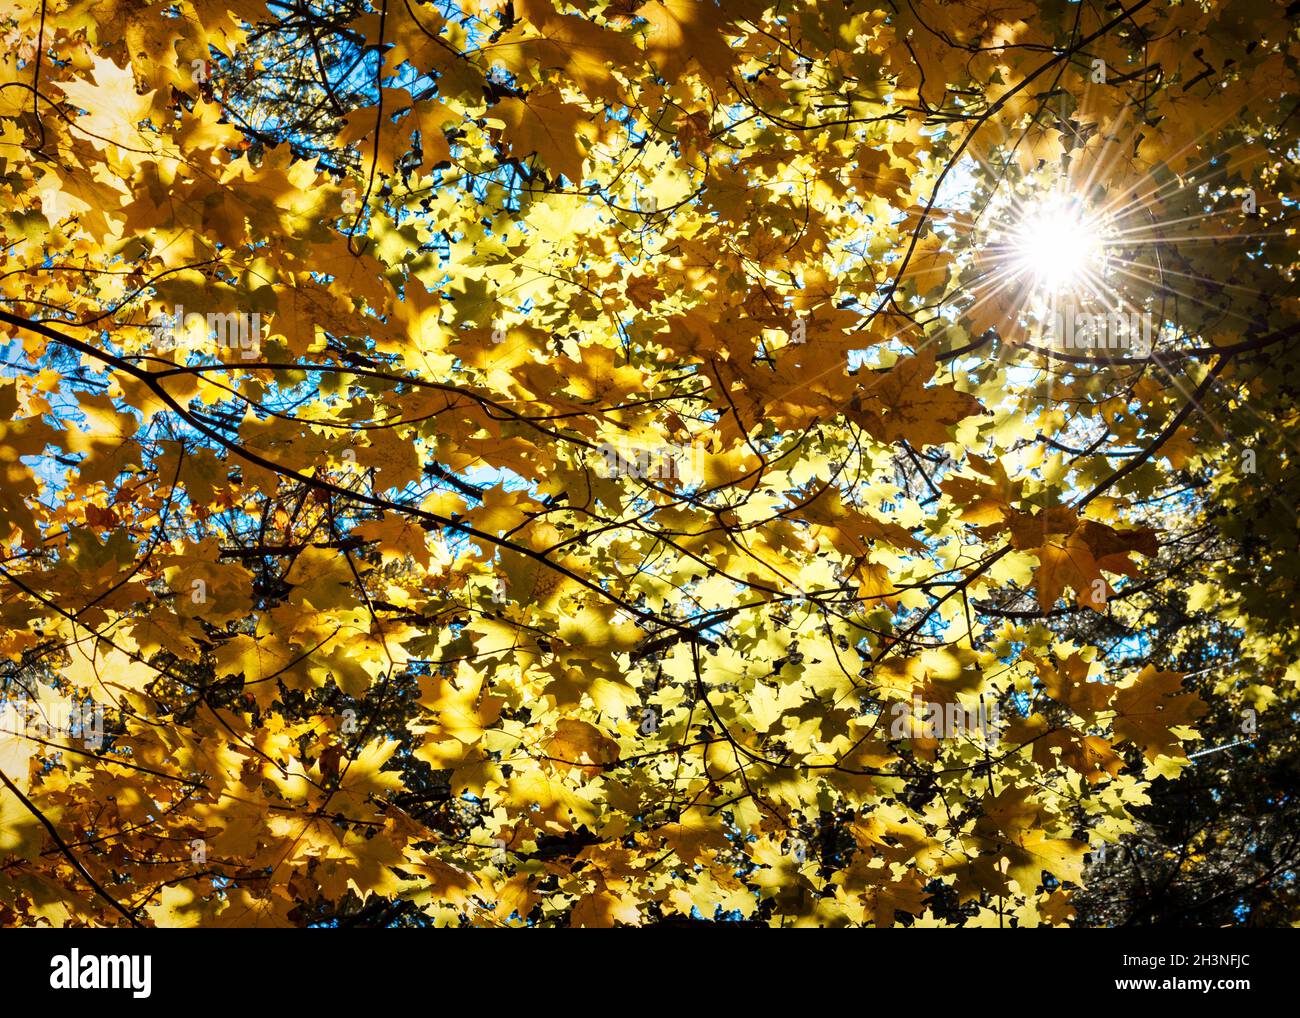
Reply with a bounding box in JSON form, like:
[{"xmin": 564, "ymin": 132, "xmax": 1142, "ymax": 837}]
[{"xmin": 1008, "ymin": 191, "xmax": 1108, "ymax": 294}]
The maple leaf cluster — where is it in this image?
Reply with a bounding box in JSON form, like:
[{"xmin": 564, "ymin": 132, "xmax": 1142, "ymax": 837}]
[{"xmin": 0, "ymin": 0, "xmax": 1297, "ymax": 928}]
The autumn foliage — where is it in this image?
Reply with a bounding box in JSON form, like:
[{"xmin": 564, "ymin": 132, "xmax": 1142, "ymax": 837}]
[{"xmin": 1, "ymin": 0, "xmax": 1298, "ymax": 927}]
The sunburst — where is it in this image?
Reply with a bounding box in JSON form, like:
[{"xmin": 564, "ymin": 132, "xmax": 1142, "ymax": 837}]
[{"xmin": 1005, "ymin": 190, "xmax": 1110, "ymax": 297}]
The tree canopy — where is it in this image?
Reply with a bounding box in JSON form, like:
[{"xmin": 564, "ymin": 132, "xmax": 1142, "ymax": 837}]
[{"xmin": 1, "ymin": 0, "xmax": 1297, "ymax": 928}]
